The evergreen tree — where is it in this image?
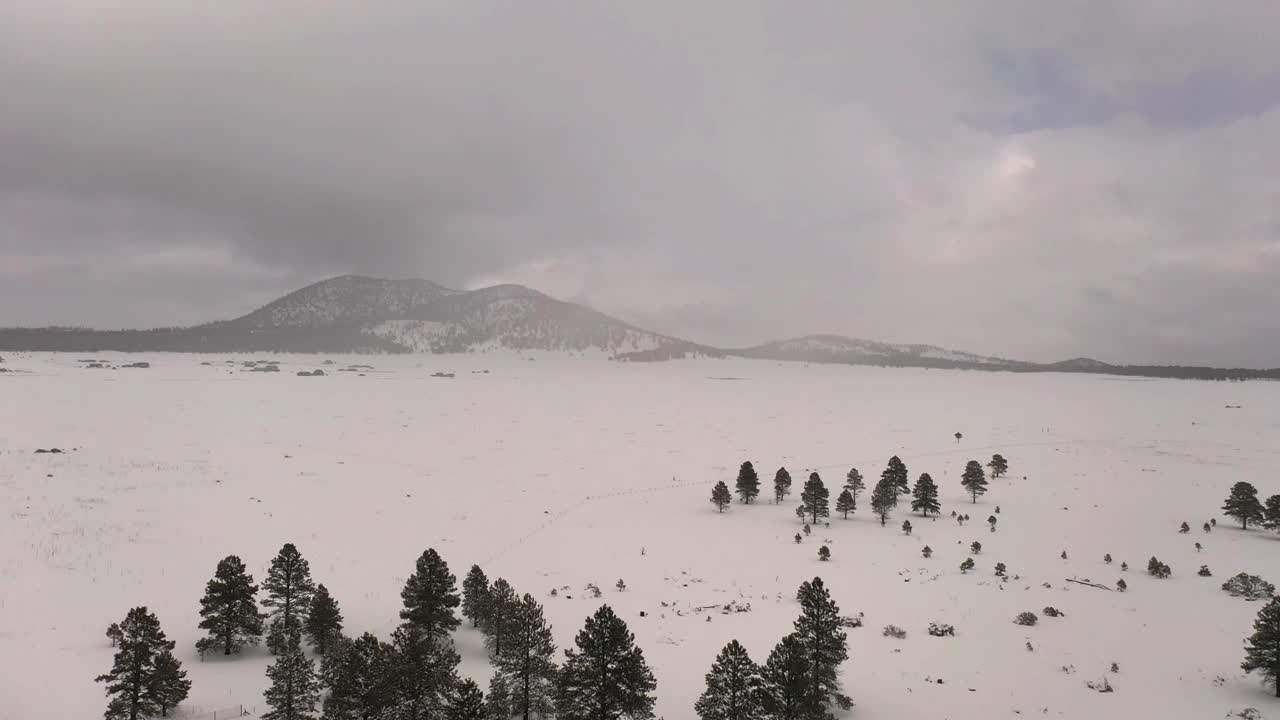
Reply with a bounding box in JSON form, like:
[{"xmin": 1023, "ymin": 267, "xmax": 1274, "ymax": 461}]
[
  {"xmin": 262, "ymin": 645, "xmax": 320, "ymax": 720},
  {"xmin": 462, "ymin": 565, "xmax": 491, "ymax": 629},
  {"xmin": 304, "ymin": 584, "xmax": 344, "ymax": 656},
  {"xmin": 96, "ymin": 607, "xmax": 181, "ymax": 720},
  {"xmin": 960, "ymin": 558, "xmax": 974, "ymax": 573},
  {"xmin": 1223, "ymin": 482, "xmax": 1266, "ymax": 529},
  {"xmin": 497, "ymin": 594, "xmax": 558, "ymax": 720},
  {"xmin": 106, "ymin": 622, "xmax": 123, "ymax": 648},
  {"xmin": 870, "ymin": 477, "xmax": 896, "ymax": 527},
  {"xmin": 149, "ymin": 651, "xmax": 191, "ymax": 717},
  {"xmin": 694, "ymin": 639, "xmax": 763, "ymax": 720},
  {"xmin": 320, "ymin": 633, "xmax": 396, "ymax": 720},
  {"xmin": 484, "ymin": 672, "xmax": 514, "ymax": 720},
  {"xmin": 196, "ymin": 555, "xmax": 265, "ymax": 656},
  {"xmin": 882, "ymin": 456, "xmax": 909, "ymax": 497},
  {"xmin": 555, "ymin": 605, "xmax": 657, "ymax": 720},
  {"xmin": 792, "ymin": 577, "xmax": 850, "ymax": 716},
  {"xmin": 773, "ymin": 468, "xmax": 792, "ymax": 505},
  {"xmin": 384, "ymin": 626, "xmax": 461, "ymax": 719},
  {"xmin": 834, "ymin": 489, "xmax": 854, "ymax": 519},
  {"xmin": 483, "ymin": 578, "xmax": 519, "ymax": 660},
  {"xmin": 758, "ymin": 634, "xmax": 808, "ymax": 720},
  {"xmin": 711, "ymin": 481, "xmax": 732, "ymax": 513},
  {"xmin": 987, "ymin": 454, "xmax": 1009, "ymax": 479},
  {"xmin": 910, "ymin": 473, "xmax": 941, "ymax": 516},
  {"xmin": 736, "ymin": 461, "xmax": 761, "ymax": 504},
  {"xmin": 264, "ymin": 543, "xmax": 317, "ymax": 655},
  {"xmin": 960, "ymin": 461, "xmax": 988, "ymax": 504},
  {"xmin": 447, "ymin": 679, "xmax": 487, "ymax": 720},
  {"xmin": 818, "ymin": 545, "xmax": 831, "ymax": 562},
  {"xmin": 799, "ymin": 473, "xmax": 830, "ymax": 525},
  {"xmin": 1242, "ymin": 597, "xmax": 1280, "ymax": 697},
  {"xmin": 1266, "ymin": 495, "xmax": 1280, "ymax": 531},
  {"xmin": 843, "ymin": 468, "xmax": 865, "ymax": 505},
  {"xmin": 901, "ymin": 520, "xmax": 912, "ymax": 535},
  {"xmin": 399, "ymin": 548, "xmax": 461, "ymax": 640}
]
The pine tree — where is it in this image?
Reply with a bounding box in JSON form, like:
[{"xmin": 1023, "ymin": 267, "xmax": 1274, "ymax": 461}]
[
  {"xmin": 1242, "ymin": 597, "xmax": 1280, "ymax": 697},
  {"xmin": 320, "ymin": 633, "xmax": 396, "ymax": 720},
  {"xmin": 1223, "ymin": 482, "xmax": 1266, "ymax": 529},
  {"xmin": 262, "ymin": 645, "xmax": 320, "ymax": 720},
  {"xmin": 882, "ymin": 456, "xmax": 909, "ymax": 497},
  {"xmin": 694, "ymin": 639, "xmax": 763, "ymax": 720},
  {"xmin": 447, "ymin": 679, "xmax": 487, "ymax": 720},
  {"xmin": 960, "ymin": 558, "xmax": 974, "ymax": 573},
  {"xmin": 791, "ymin": 577, "xmax": 850, "ymax": 716},
  {"xmin": 735, "ymin": 461, "xmax": 761, "ymax": 504},
  {"xmin": 384, "ymin": 625, "xmax": 461, "ymax": 719},
  {"xmin": 304, "ymin": 584, "xmax": 343, "ymax": 656},
  {"xmin": 96, "ymin": 607, "xmax": 181, "ymax": 720},
  {"xmin": 483, "ymin": 578, "xmax": 519, "ymax": 660},
  {"xmin": 835, "ymin": 489, "xmax": 854, "ymax": 519},
  {"xmin": 772, "ymin": 467, "xmax": 792, "ymax": 504},
  {"xmin": 987, "ymin": 454, "xmax": 1009, "ymax": 479},
  {"xmin": 400, "ymin": 548, "xmax": 461, "ymax": 640},
  {"xmin": 149, "ymin": 651, "xmax": 191, "ymax": 717},
  {"xmin": 484, "ymin": 672, "xmax": 514, "ymax": 720},
  {"xmin": 711, "ymin": 481, "xmax": 732, "ymax": 513},
  {"xmin": 818, "ymin": 545, "xmax": 831, "ymax": 562},
  {"xmin": 497, "ymin": 594, "xmax": 558, "ymax": 720},
  {"xmin": 843, "ymin": 468, "xmax": 865, "ymax": 505},
  {"xmin": 901, "ymin": 519, "xmax": 912, "ymax": 535},
  {"xmin": 758, "ymin": 634, "xmax": 808, "ymax": 720},
  {"xmin": 960, "ymin": 461, "xmax": 988, "ymax": 504},
  {"xmin": 106, "ymin": 622, "xmax": 123, "ymax": 648},
  {"xmin": 1266, "ymin": 495, "xmax": 1280, "ymax": 531},
  {"xmin": 555, "ymin": 605, "xmax": 657, "ymax": 720},
  {"xmin": 870, "ymin": 477, "xmax": 896, "ymax": 527},
  {"xmin": 196, "ymin": 555, "xmax": 265, "ymax": 656},
  {"xmin": 462, "ymin": 565, "xmax": 491, "ymax": 629},
  {"xmin": 910, "ymin": 473, "xmax": 941, "ymax": 516},
  {"xmin": 264, "ymin": 543, "xmax": 316, "ymax": 655},
  {"xmin": 799, "ymin": 472, "xmax": 830, "ymax": 524}
]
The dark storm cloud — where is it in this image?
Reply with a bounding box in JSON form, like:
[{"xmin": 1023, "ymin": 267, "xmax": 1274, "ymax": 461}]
[{"xmin": 3, "ymin": 1, "xmax": 1280, "ymax": 365}]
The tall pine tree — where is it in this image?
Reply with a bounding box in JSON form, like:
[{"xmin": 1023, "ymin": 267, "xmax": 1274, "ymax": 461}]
[
  {"xmin": 835, "ymin": 489, "xmax": 855, "ymax": 519},
  {"xmin": 960, "ymin": 460, "xmax": 988, "ymax": 504},
  {"xmin": 149, "ymin": 650, "xmax": 191, "ymax": 718},
  {"xmin": 1266, "ymin": 494, "xmax": 1280, "ymax": 531},
  {"xmin": 758, "ymin": 634, "xmax": 808, "ymax": 720},
  {"xmin": 483, "ymin": 578, "xmax": 519, "ymax": 660},
  {"xmin": 555, "ymin": 605, "xmax": 657, "ymax": 720},
  {"xmin": 911, "ymin": 473, "xmax": 941, "ymax": 516},
  {"xmin": 1223, "ymin": 482, "xmax": 1266, "ymax": 529},
  {"xmin": 497, "ymin": 594, "xmax": 558, "ymax": 720},
  {"xmin": 694, "ymin": 639, "xmax": 763, "ymax": 720},
  {"xmin": 987, "ymin": 454, "xmax": 1009, "ymax": 479},
  {"xmin": 883, "ymin": 456, "xmax": 909, "ymax": 497},
  {"xmin": 384, "ymin": 626, "xmax": 461, "ymax": 719},
  {"xmin": 843, "ymin": 468, "xmax": 865, "ymax": 505},
  {"xmin": 262, "ymin": 645, "xmax": 320, "ymax": 720},
  {"xmin": 96, "ymin": 607, "xmax": 185, "ymax": 720},
  {"xmin": 773, "ymin": 467, "xmax": 793, "ymax": 505},
  {"xmin": 399, "ymin": 548, "xmax": 461, "ymax": 640},
  {"xmin": 870, "ymin": 477, "xmax": 896, "ymax": 527},
  {"xmin": 735, "ymin": 461, "xmax": 761, "ymax": 504},
  {"xmin": 799, "ymin": 472, "xmax": 830, "ymax": 525},
  {"xmin": 196, "ymin": 555, "xmax": 265, "ymax": 656},
  {"xmin": 1242, "ymin": 597, "xmax": 1280, "ymax": 697},
  {"xmin": 462, "ymin": 565, "xmax": 492, "ymax": 629},
  {"xmin": 447, "ymin": 679, "xmax": 487, "ymax": 720},
  {"xmin": 484, "ymin": 672, "xmax": 514, "ymax": 720},
  {"xmin": 264, "ymin": 543, "xmax": 316, "ymax": 655},
  {"xmin": 711, "ymin": 481, "xmax": 732, "ymax": 513},
  {"xmin": 320, "ymin": 633, "xmax": 396, "ymax": 720},
  {"xmin": 792, "ymin": 577, "xmax": 850, "ymax": 715},
  {"xmin": 304, "ymin": 584, "xmax": 343, "ymax": 656}
]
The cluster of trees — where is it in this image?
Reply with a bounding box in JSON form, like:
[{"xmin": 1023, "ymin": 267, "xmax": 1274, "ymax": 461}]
[
  {"xmin": 1222, "ymin": 481, "xmax": 1280, "ymax": 531},
  {"xmin": 695, "ymin": 577, "xmax": 851, "ymax": 719},
  {"xmin": 96, "ymin": 607, "xmax": 191, "ymax": 720}
]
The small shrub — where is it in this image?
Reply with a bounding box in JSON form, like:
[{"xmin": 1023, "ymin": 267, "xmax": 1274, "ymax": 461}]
[
  {"xmin": 1194, "ymin": 542, "xmax": 1202, "ymax": 552},
  {"xmin": 794, "ymin": 533, "xmax": 802, "ymax": 544},
  {"xmin": 927, "ymin": 622, "xmax": 955, "ymax": 637},
  {"xmin": 1013, "ymin": 612, "xmax": 1038, "ymax": 627},
  {"xmin": 1221, "ymin": 573, "xmax": 1276, "ymax": 600},
  {"xmin": 987, "ymin": 515, "xmax": 997, "ymax": 527},
  {"xmin": 1116, "ymin": 578, "xmax": 1127, "ymax": 592},
  {"xmin": 1179, "ymin": 522, "xmax": 1190, "ymax": 533},
  {"xmin": 970, "ymin": 541, "xmax": 982, "ymax": 555},
  {"xmin": 616, "ymin": 579, "xmax": 627, "ymax": 592},
  {"xmin": 995, "ymin": 506, "xmax": 1001, "ymax": 514},
  {"xmin": 1110, "ymin": 662, "xmax": 1119, "ymax": 673},
  {"xmin": 1103, "ymin": 553, "xmax": 1112, "ymax": 564},
  {"xmin": 1146, "ymin": 557, "xmax": 1171, "ymax": 579},
  {"xmin": 921, "ymin": 545, "xmax": 933, "ymax": 558},
  {"xmin": 803, "ymin": 523, "xmax": 811, "ymax": 536},
  {"xmin": 1042, "ymin": 606, "xmax": 1064, "ymax": 618},
  {"xmin": 882, "ymin": 624, "xmax": 907, "ymax": 639},
  {"xmin": 1120, "ymin": 562, "xmax": 1128, "ymax": 572},
  {"xmin": 818, "ymin": 545, "xmax": 831, "ymax": 562},
  {"xmin": 902, "ymin": 520, "xmax": 912, "ymax": 535},
  {"xmin": 586, "ymin": 583, "xmax": 603, "ymax": 598},
  {"xmin": 1203, "ymin": 522, "xmax": 1211, "ymax": 533},
  {"xmin": 840, "ymin": 613, "xmax": 864, "ymax": 629},
  {"xmin": 959, "ymin": 558, "xmax": 975, "ymax": 573},
  {"xmin": 994, "ymin": 562, "xmax": 1007, "ymax": 577},
  {"xmin": 1060, "ymin": 550, "xmax": 1068, "ymax": 560},
  {"xmin": 1197, "ymin": 565, "xmax": 1212, "ymax": 577},
  {"xmin": 1085, "ymin": 677, "xmax": 1114, "ymax": 693},
  {"xmin": 1025, "ymin": 641, "xmax": 1034, "ymax": 652}
]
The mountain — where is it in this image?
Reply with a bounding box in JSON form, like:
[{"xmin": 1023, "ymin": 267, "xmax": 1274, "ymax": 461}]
[{"xmin": 737, "ymin": 334, "xmax": 1024, "ymax": 369}]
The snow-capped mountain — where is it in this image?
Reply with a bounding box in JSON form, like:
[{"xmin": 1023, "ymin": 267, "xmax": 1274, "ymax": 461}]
[{"xmin": 737, "ymin": 334, "xmax": 1023, "ymax": 369}]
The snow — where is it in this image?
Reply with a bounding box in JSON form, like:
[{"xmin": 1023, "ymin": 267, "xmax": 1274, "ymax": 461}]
[{"xmin": 3, "ymin": 352, "xmax": 1278, "ymax": 719}]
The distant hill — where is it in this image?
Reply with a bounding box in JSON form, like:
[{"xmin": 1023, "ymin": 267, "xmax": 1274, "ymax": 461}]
[{"xmin": 1, "ymin": 275, "xmax": 1276, "ymax": 380}]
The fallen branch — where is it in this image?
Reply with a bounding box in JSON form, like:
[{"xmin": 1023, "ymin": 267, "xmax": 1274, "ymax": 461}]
[{"xmin": 1066, "ymin": 578, "xmax": 1112, "ymax": 591}]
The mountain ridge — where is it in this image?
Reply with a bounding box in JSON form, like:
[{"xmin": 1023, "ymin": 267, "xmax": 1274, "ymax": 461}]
[{"xmin": 0, "ymin": 275, "xmax": 1275, "ymax": 380}]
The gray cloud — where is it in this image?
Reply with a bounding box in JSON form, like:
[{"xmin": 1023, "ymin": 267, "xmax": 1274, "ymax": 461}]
[{"xmin": 3, "ymin": 1, "xmax": 1280, "ymax": 365}]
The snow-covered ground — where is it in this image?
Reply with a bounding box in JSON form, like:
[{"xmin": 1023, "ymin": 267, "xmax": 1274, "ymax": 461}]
[{"xmin": 2, "ymin": 352, "xmax": 1278, "ymax": 718}]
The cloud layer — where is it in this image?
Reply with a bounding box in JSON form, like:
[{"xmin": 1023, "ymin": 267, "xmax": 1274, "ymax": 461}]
[{"xmin": 3, "ymin": 1, "xmax": 1279, "ymax": 365}]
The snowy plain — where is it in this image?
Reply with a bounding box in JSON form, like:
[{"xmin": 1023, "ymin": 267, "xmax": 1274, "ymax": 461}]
[{"xmin": 2, "ymin": 352, "xmax": 1279, "ymax": 719}]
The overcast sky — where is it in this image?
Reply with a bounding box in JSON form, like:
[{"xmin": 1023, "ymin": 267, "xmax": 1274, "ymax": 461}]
[{"xmin": 3, "ymin": 2, "xmax": 1280, "ymax": 366}]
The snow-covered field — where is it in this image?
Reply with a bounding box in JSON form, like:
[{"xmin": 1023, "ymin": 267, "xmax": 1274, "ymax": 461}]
[{"xmin": 3, "ymin": 353, "xmax": 1279, "ymax": 718}]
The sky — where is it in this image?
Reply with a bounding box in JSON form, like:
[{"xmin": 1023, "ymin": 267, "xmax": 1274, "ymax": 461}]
[{"xmin": 3, "ymin": 2, "xmax": 1280, "ymax": 366}]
